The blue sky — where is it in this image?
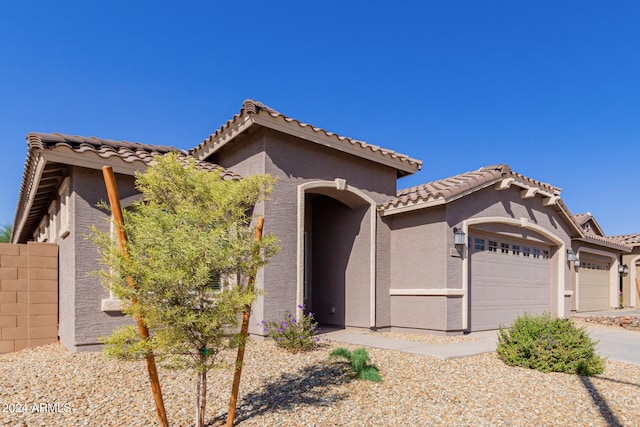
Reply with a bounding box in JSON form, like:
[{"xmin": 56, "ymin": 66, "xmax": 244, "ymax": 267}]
[{"xmin": 1, "ymin": 1, "xmax": 639, "ymax": 235}]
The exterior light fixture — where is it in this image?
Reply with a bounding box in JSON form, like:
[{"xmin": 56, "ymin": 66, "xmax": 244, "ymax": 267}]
[
  {"xmin": 574, "ymin": 258, "xmax": 581, "ymax": 269},
  {"xmin": 567, "ymin": 249, "xmax": 576, "ymax": 262},
  {"xmin": 453, "ymin": 227, "xmax": 466, "ymax": 246},
  {"xmin": 618, "ymin": 264, "xmax": 629, "ymax": 275}
]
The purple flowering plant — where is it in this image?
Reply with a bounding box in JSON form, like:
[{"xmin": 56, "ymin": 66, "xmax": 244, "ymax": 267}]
[{"xmin": 263, "ymin": 304, "xmax": 323, "ymax": 353}]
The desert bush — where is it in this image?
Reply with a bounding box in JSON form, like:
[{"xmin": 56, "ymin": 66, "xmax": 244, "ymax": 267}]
[
  {"xmin": 330, "ymin": 347, "xmax": 382, "ymax": 382},
  {"xmin": 263, "ymin": 305, "xmax": 322, "ymax": 353},
  {"xmin": 497, "ymin": 312, "xmax": 604, "ymax": 376}
]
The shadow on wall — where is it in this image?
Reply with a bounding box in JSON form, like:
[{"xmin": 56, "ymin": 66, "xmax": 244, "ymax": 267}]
[{"xmin": 310, "ymin": 195, "xmax": 365, "ymax": 326}]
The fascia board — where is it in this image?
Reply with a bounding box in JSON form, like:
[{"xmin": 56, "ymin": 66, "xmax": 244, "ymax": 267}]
[
  {"xmin": 193, "ymin": 115, "xmax": 255, "ymax": 161},
  {"xmin": 42, "ymin": 149, "xmax": 147, "ymax": 176},
  {"xmin": 12, "ymin": 155, "xmax": 46, "ymax": 243},
  {"xmin": 574, "ymin": 237, "xmax": 632, "ymax": 253}
]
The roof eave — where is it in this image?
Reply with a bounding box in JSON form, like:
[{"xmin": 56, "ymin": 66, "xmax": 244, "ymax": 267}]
[
  {"xmin": 192, "ymin": 107, "xmax": 422, "ymax": 176},
  {"xmin": 573, "ymin": 236, "xmax": 632, "ymax": 252}
]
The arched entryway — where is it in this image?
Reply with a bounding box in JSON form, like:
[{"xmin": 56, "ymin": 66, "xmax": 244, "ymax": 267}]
[{"xmin": 296, "ymin": 180, "xmax": 376, "ymax": 328}]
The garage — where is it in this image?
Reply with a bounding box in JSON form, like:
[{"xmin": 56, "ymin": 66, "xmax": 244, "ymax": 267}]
[
  {"xmin": 469, "ymin": 232, "xmax": 552, "ymax": 331},
  {"xmin": 577, "ymin": 254, "xmax": 612, "ymax": 311}
]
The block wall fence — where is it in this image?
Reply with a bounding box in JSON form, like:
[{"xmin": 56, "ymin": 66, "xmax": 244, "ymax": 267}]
[{"xmin": 0, "ymin": 242, "xmax": 58, "ymax": 354}]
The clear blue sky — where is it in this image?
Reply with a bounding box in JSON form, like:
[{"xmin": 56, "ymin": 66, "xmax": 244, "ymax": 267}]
[{"xmin": 1, "ymin": 1, "xmax": 639, "ymax": 235}]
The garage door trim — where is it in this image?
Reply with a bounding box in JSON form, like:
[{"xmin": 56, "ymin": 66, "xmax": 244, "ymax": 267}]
[
  {"xmin": 575, "ymin": 247, "xmax": 618, "ymax": 311},
  {"xmin": 460, "ymin": 216, "xmax": 567, "ymax": 330}
]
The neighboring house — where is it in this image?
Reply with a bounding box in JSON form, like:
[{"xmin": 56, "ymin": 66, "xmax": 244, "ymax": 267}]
[
  {"xmin": 11, "ymin": 100, "xmax": 637, "ymax": 352},
  {"xmin": 571, "ymin": 213, "xmax": 632, "ymax": 312},
  {"xmin": 611, "ymin": 233, "xmax": 640, "ymax": 308}
]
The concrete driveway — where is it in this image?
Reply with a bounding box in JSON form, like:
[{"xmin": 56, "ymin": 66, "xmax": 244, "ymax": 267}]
[{"xmin": 585, "ymin": 326, "xmax": 640, "ymax": 365}]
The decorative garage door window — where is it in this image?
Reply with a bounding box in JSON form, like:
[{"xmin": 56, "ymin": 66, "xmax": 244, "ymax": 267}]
[
  {"xmin": 471, "ymin": 237, "xmax": 549, "ymax": 260},
  {"xmin": 580, "ymin": 260, "xmax": 610, "ymax": 270}
]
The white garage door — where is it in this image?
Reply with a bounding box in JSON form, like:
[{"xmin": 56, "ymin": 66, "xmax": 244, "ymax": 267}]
[
  {"xmin": 469, "ymin": 234, "xmax": 551, "ymax": 331},
  {"xmin": 578, "ymin": 255, "xmax": 611, "ymax": 312}
]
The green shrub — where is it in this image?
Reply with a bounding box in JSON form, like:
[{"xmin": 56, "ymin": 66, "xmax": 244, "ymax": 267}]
[
  {"xmin": 263, "ymin": 305, "xmax": 322, "ymax": 353},
  {"xmin": 330, "ymin": 347, "xmax": 382, "ymax": 382},
  {"xmin": 497, "ymin": 312, "xmax": 605, "ymax": 376}
]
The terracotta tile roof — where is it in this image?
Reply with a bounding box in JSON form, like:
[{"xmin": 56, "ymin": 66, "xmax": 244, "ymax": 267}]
[
  {"xmin": 573, "ymin": 213, "xmax": 591, "ymax": 225},
  {"xmin": 572, "ymin": 212, "xmax": 605, "ymax": 237},
  {"xmin": 380, "ymin": 164, "xmax": 560, "ymax": 211},
  {"xmin": 13, "ymin": 133, "xmax": 239, "ymax": 243},
  {"xmin": 190, "ymin": 99, "xmax": 422, "ymax": 176},
  {"xmin": 610, "ymin": 233, "xmax": 640, "ymax": 246},
  {"xmin": 577, "ymin": 234, "xmax": 632, "ymax": 251},
  {"xmin": 25, "ymin": 132, "xmax": 240, "ymax": 177}
]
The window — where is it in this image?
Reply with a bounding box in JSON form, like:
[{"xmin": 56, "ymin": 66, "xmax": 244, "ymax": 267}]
[
  {"xmin": 474, "ymin": 238, "xmax": 485, "ymax": 251},
  {"xmin": 533, "ymin": 248, "xmax": 541, "ymax": 259},
  {"xmin": 542, "ymin": 250, "xmax": 550, "ymax": 259},
  {"xmin": 523, "ymin": 246, "xmax": 531, "ymax": 257},
  {"xmin": 501, "ymin": 242, "xmax": 509, "ymax": 254},
  {"xmin": 512, "ymin": 244, "xmax": 521, "ymax": 255},
  {"xmin": 58, "ymin": 177, "xmax": 71, "ymax": 238},
  {"xmin": 210, "ymin": 274, "xmax": 222, "ymax": 293},
  {"xmin": 488, "ymin": 240, "xmax": 498, "ymax": 252}
]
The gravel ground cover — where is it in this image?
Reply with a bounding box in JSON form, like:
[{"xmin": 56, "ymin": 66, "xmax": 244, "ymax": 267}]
[
  {"xmin": 1, "ymin": 326, "xmax": 639, "ymax": 426},
  {"xmin": 365, "ymin": 331, "xmax": 479, "ymax": 345}
]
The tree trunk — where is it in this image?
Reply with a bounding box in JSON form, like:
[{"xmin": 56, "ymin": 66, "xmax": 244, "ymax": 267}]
[{"xmin": 195, "ymin": 365, "xmax": 207, "ymax": 427}]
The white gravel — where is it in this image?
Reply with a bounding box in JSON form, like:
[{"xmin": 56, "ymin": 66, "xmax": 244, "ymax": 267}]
[{"xmin": 1, "ymin": 336, "xmax": 639, "ymax": 426}]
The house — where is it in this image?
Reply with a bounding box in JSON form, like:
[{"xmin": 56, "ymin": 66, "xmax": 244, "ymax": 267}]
[
  {"xmin": 11, "ymin": 100, "xmax": 637, "ymax": 352},
  {"xmin": 611, "ymin": 233, "xmax": 640, "ymax": 308}
]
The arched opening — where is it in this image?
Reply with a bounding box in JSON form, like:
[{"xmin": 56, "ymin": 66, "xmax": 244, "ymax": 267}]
[{"xmin": 296, "ymin": 180, "xmax": 376, "ymax": 328}]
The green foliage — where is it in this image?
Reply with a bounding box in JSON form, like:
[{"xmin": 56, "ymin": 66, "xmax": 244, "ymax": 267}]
[
  {"xmin": 91, "ymin": 154, "xmax": 279, "ymax": 425},
  {"xmin": 0, "ymin": 224, "xmax": 12, "ymax": 243},
  {"xmin": 497, "ymin": 312, "xmax": 605, "ymax": 376},
  {"xmin": 263, "ymin": 305, "xmax": 322, "ymax": 353},
  {"xmin": 330, "ymin": 347, "xmax": 382, "ymax": 382}
]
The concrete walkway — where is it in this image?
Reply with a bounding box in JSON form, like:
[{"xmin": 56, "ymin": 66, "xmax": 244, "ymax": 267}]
[
  {"xmin": 323, "ymin": 325, "xmax": 640, "ymax": 365},
  {"xmin": 323, "ymin": 329, "xmax": 498, "ymax": 361}
]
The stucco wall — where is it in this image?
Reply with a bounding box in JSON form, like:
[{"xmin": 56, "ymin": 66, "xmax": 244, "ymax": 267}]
[
  {"xmin": 620, "ymin": 247, "xmax": 639, "ymax": 307},
  {"xmin": 446, "ymin": 184, "xmax": 574, "ymax": 318},
  {"xmin": 0, "ymin": 242, "xmax": 58, "ymax": 354},
  {"xmin": 389, "ymin": 207, "xmax": 447, "ymax": 289},
  {"xmin": 64, "ymin": 167, "xmax": 138, "ymax": 351},
  {"xmin": 209, "ymin": 127, "xmax": 399, "ymax": 331},
  {"xmin": 386, "ymin": 183, "xmax": 576, "ymax": 332},
  {"xmin": 262, "ymin": 130, "xmax": 397, "ymax": 329}
]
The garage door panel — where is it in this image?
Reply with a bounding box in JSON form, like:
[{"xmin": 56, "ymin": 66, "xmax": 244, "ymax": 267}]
[
  {"xmin": 470, "ymin": 234, "xmax": 551, "ymax": 331},
  {"xmin": 578, "ymin": 256, "xmax": 611, "ymax": 311}
]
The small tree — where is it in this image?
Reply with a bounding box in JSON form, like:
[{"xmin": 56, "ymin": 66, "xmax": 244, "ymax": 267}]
[
  {"xmin": 93, "ymin": 154, "xmax": 278, "ymax": 427},
  {"xmin": 0, "ymin": 224, "xmax": 12, "ymax": 243}
]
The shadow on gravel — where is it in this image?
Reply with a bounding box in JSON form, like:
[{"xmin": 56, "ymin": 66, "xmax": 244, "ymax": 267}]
[
  {"xmin": 579, "ymin": 375, "xmax": 623, "ymax": 427},
  {"xmin": 224, "ymin": 361, "xmax": 353, "ymax": 424},
  {"xmin": 590, "ymin": 375, "xmax": 640, "ymax": 389}
]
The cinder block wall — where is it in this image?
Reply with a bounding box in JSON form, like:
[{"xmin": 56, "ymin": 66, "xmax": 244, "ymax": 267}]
[{"xmin": 0, "ymin": 242, "xmax": 58, "ymax": 354}]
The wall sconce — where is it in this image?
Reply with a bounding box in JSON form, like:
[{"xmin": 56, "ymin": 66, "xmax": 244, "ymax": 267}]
[
  {"xmin": 453, "ymin": 227, "xmax": 466, "ymax": 246},
  {"xmin": 574, "ymin": 258, "xmax": 581, "ymax": 269},
  {"xmin": 618, "ymin": 264, "xmax": 629, "ymax": 275},
  {"xmin": 567, "ymin": 249, "xmax": 576, "ymax": 262}
]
